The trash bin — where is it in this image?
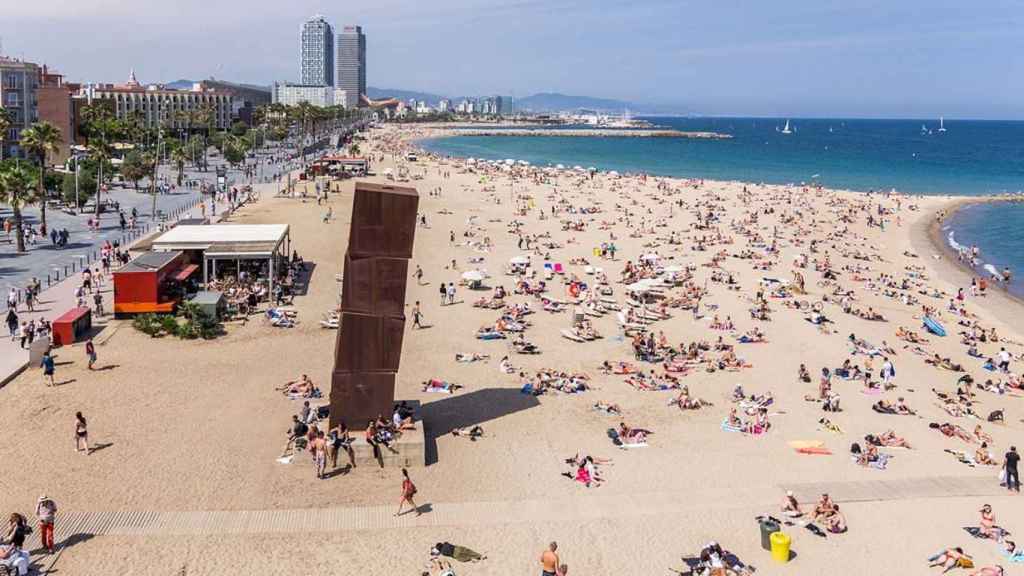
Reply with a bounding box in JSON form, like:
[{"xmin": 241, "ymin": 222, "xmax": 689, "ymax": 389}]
[
  {"xmin": 759, "ymin": 518, "xmax": 780, "ymax": 550},
  {"xmin": 770, "ymin": 531, "xmax": 791, "ymax": 563}
]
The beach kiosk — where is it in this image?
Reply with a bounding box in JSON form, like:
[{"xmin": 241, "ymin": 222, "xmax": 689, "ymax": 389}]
[
  {"xmin": 113, "ymin": 251, "xmax": 195, "ymax": 316},
  {"xmin": 189, "ymin": 291, "xmax": 226, "ymax": 319},
  {"xmin": 150, "ymin": 224, "xmax": 291, "ymax": 292}
]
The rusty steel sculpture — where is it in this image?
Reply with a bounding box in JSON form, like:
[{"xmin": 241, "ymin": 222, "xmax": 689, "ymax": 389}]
[{"xmin": 330, "ymin": 182, "xmax": 419, "ymax": 429}]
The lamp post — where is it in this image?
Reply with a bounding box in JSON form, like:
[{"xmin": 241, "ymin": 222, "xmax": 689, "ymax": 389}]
[{"xmin": 74, "ymin": 156, "xmax": 80, "ymax": 212}]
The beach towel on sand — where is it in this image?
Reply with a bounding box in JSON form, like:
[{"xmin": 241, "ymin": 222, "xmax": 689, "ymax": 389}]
[{"xmin": 788, "ymin": 440, "xmax": 826, "ymax": 449}]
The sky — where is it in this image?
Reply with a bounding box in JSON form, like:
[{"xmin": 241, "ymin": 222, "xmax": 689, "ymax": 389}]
[{"xmin": 5, "ymin": 0, "xmax": 1024, "ymax": 119}]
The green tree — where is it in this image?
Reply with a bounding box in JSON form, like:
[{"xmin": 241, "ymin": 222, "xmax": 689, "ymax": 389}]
[
  {"xmin": 19, "ymin": 121, "xmax": 63, "ymax": 232},
  {"xmin": 230, "ymin": 121, "xmax": 248, "ymax": 138},
  {"xmin": 0, "ymin": 108, "xmax": 11, "ymax": 161},
  {"xmin": 0, "ymin": 163, "xmax": 36, "ymax": 252},
  {"xmin": 121, "ymin": 151, "xmax": 149, "ymax": 191},
  {"xmin": 62, "ymin": 168, "xmax": 97, "ymax": 207},
  {"xmin": 222, "ymin": 137, "xmax": 246, "ymax": 167}
]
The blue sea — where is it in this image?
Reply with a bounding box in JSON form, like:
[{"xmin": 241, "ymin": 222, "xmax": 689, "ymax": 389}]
[{"xmin": 421, "ymin": 117, "xmax": 1024, "ymax": 290}]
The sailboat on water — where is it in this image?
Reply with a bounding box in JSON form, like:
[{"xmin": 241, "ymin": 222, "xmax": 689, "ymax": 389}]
[
  {"xmin": 938, "ymin": 117, "xmax": 947, "ymax": 132},
  {"xmin": 781, "ymin": 119, "xmax": 793, "ymax": 135}
]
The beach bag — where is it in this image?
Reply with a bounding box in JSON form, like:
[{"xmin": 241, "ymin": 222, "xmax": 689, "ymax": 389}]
[{"xmin": 1000, "ymin": 468, "xmax": 1008, "ymax": 484}]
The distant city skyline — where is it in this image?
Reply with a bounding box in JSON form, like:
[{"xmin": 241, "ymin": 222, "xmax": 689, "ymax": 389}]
[{"xmin": 4, "ymin": 0, "xmax": 1023, "ymax": 119}]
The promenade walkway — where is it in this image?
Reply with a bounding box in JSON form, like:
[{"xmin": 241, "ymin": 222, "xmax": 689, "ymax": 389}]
[
  {"xmin": 0, "ymin": 189, "xmax": 250, "ymax": 386},
  {"xmin": 24, "ymin": 475, "xmax": 1002, "ymax": 542}
]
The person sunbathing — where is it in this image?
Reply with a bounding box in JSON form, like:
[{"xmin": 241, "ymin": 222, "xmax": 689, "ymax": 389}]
[
  {"xmin": 455, "ymin": 352, "xmax": 489, "ymax": 362},
  {"xmin": 451, "ymin": 425, "xmax": 484, "ymax": 440},
  {"xmin": 976, "ymin": 504, "xmax": 1001, "ymax": 540},
  {"xmin": 974, "ymin": 425, "xmax": 993, "ymax": 444},
  {"xmin": 813, "ymin": 493, "xmax": 837, "ymax": 522},
  {"xmin": 593, "ymin": 401, "xmax": 622, "ymax": 415},
  {"xmin": 672, "ymin": 389, "xmax": 712, "ymax": 411},
  {"xmin": 975, "ymin": 443, "xmax": 998, "ymax": 466},
  {"xmin": 498, "ymin": 356, "xmax": 515, "ymax": 374},
  {"xmin": 617, "ymin": 422, "xmax": 650, "ymax": 444},
  {"xmin": 928, "ymin": 547, "xmax": 973, "ymax": 573},
  {"xmin": 797, "ymin": 364, "xmax": 811, "ymax": 383},
  {"xmin": 878, "ymin": 430, "xmax": 912, "ymax": 449},
  {"xmin": 825, "ymin": 505, "xmax": 848, "ymax": 533},
  {"xmin": 422, "ymin": 379, "xmax": 462, "ymax": 394},
  {"xmin": 277, "ymin": 374, "xmax": 315, "ymax": 395},
  {"xmin": 932, "ymin": 422, "xmax": 975, "ymax": 442},
  {"xmin": 781, "ymin": 490, "xmax": 803, "ymax": 517},
  {"xmin": 895, "ymin": 397, "xmax": 916, "ymax": 415},
  {"xmin": 969, "ymin": 566, "xmax": 1005, "ymax": 576}
]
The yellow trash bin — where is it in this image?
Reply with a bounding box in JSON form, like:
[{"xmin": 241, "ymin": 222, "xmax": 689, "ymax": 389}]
[
  {"xmin": 770, "ymin": 531, "xmax": 791, "ymax": 563},
  {"xmin": 593, "ymin": 247, "xmax": 602, "ymax": 257}
]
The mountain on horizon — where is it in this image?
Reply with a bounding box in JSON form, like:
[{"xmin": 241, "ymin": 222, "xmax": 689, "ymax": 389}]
[
  {"xmin": 163, "ymin": 78, "xmax": 271, "ymax": 91},
  {"xmin": 160, "ymin": 82, "xmax": 681, "ymax": 114}
]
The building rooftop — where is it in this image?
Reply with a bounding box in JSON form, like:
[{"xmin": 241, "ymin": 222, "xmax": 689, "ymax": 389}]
[
  {"xmin": 153, "ymin": 224, "xmax": 289, "ymax": 256},
  {"xmin": 118, "ymin": 251, "xmax": 182, "ymax": 273}
]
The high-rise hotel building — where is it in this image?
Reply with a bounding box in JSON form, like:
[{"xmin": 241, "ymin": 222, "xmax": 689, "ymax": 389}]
[
  {"xmin": 335, "ymin": 25, "xmax": 365, "ymax": 109},
  {"xmin": 300, "ymin": 16, "xmax": 334, "ymax": 87}
]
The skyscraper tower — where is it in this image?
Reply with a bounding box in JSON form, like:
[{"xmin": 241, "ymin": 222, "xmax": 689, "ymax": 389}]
[
  {"xmin": 336, "ymin": 25, "xmax": 366, "ymax": 109},
  {"xmin": 300, "ymin": 15, "xmax": 334, "ymax": 86}
]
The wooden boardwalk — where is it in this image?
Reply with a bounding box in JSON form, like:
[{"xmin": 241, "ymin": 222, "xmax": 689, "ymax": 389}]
[{"xmin": 34, "ymin": 475, "xmax": 1002, "ymax": 543}]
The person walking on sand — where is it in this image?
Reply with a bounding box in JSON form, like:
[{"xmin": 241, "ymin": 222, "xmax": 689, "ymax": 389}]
[
  {"xmin": 85, "ymin": 339, "xmax": 97, "ymax": 370},
  {"xmin": 396, "ymin": 468, "xmax": 421, "ymax": 516},
  {"xmin": 415, "ymin": 265, "xmax": 425, "ymax": 286},
  {"xmin": 311, "ymin": 430, "xmax": 327, "ymax": 479},
  {"xmin": 439, "ymin": 282, "xmax": 447, "ymax": 306},
  {"xmin": 541, "ymin": 541, "xmax": 564, "ymax": 576},
  {"xmin": 447, "ymin": 282, "xmax": 456, "ymax": 305},
  {"xmin": 35, "ymin": 496, "xmax": 57, "ymax": 554},
  {"xmin": 412, "ymin": 301, "xmax": 423, "ymax": 329},
  {"xmin": 1004, "ymin": 446, "xmax": 1020, "ymax": 492},
  {"xmin": 75, "ymin": 412, "xmax": 89, "ymax": 454},
  {"xmin": 40, "ymin": 351, "xmax": 55, "ymax": 386}
]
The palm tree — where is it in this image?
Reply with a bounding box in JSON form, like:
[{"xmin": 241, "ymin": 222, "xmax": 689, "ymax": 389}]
[
  {"xmin": 0, "ymin": 108, "xmax": 11, "ymax": 161},
  {"xmin": 170, "ymin": 145, "xmax": 188, "ymax": 186},
  {"xmin": 88, "ymin": 137, "xmax": 112, "ymax": 217},
  {"xmin": 0, "ymin": 163, "xmax": 36, "ymax": 253},
  {"xmin": 20, "ymin": 121, "xmax": 63, "ymax": 232}
]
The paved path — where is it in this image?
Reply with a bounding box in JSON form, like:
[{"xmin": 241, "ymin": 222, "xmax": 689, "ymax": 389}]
[
  {"xmin": 0, "ymin": 144, "xmax": 298, "ymax": 295},
  {"xmin": 0, "ymin": 179, "xmax": 262, "ymax": 386},
  {"xmin": 27, "ymin": 475, "xmax": 1003, "ymax": 544}
]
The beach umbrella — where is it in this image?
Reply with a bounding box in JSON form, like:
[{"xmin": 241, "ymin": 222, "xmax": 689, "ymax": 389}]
[
  {"xmin": 573, "ymin": 165, "xmax": 584, "ymax": 171},
  {"xmin": 462, "ymin": 270, "xmax": 486, "ymax": 281},
  {"xmin": 608, "ymin": 171, "xmax": 620, "ymax": 177},
  {"xmin": 556, "ymin": 164, "xmax": 565, "ymax": 169},
  {"xmin": 625, "ymin": 282, "xmax": 650, "ymax": 293},
  {"xmin": 504, "ymin": 159, "xmax": 516, "ymax": 165},
  {"xmin": 509, "ymin": 255, "xmax": 531, "ymax": 265},
  {"xmin": 518, "ymin": 160, "xmax": 530, "ymax": 166},
  {"xmin": 466, "ymin": 158, "xmax": 477, "ymax": 164},
  {"xmin": 640, "ymin": 253, "xmax": 660, "ymax": 262},
  {"xmin": 588, "ymin": 166, "xmax": 597, "ymax": 172}
]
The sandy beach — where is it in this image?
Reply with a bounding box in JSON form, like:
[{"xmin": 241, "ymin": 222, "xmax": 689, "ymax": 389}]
[{"xmin": 2, "ymin": 123, "xmax": 1023, "ymax": 575}]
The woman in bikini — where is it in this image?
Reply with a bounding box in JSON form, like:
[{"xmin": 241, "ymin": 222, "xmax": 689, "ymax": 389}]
[{"xmin": 75, "ymin": 412, "xmax": 89, "ymax": 455}]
